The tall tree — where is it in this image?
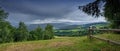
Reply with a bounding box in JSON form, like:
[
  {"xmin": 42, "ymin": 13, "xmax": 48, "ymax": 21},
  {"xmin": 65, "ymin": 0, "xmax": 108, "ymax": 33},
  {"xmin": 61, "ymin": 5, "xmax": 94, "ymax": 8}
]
[
  {"xmin": 44, "ymin": 24, "xmax": 54, "ymax": 39},
  {"xmin": 0, "ymin": 21, "xmax": 13, "ymax": 43},
  {"xmin": 29, "ymin": 30, "xmax": 37, "ymax": 40},
  {"xmin": 0, "ymin": 7, "xmax": 8, "ymax": 20},
  {"xmin": 0, "ymin": 7, "xmax": 14, "ymax": 43},
  {"xmin": 34, "ymin": 26, "xmax": 43, "ymax": 40},
  {"xmin": 79, "ymin": 0, "xmax": 120, "ymax": 28},
  {"xmin": 14, "ymin": 22, "xmax": 29, "ymax": 42},
  {"xmin": 29, "ymin": 26, "xmax": 43, "ymax": 40}
]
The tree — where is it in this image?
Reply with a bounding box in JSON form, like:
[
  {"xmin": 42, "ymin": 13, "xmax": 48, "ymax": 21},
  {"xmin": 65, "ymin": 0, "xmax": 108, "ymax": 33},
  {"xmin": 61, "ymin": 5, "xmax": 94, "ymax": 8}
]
[
  {"xmin": 29, "ymin": 26, "xmax": 43, "ymax": 40},
  {"xmin": 34, "ymin": 26, "xmax": 43, "ymax": 40},
  {"xmin": 14, "ymin": 22, "xmax": 29, "ymax": 42},
  {"xmin": 0, "ymin": 7, "xmax": 8, "ymax": 20},
  {"xmin": 0, "ymin": 21, "xmax": 14, "ymax": 43},
  {"xmin": 0, "ymin": 7, "xmax": 14, "ymax": 43},
  {"xmin": 29, "ymin": 30, "xmax": 37, "ymax": 40},
  {"xmin": 44, "ymin": 24, "xmax": 54, "ymax": 39},
  {"xmin": 79, "ymin": 0, "xmax": 120, "ymax": 29}
]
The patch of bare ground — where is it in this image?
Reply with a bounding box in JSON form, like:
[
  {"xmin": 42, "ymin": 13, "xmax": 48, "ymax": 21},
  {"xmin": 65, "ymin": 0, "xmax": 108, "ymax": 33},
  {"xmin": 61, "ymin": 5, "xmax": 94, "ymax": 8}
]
[
  {"xmin": 3, "ymin": 41, "xmax": 73, "ymax": 51},
  {"xmin": 5, "ymin": 44, "xmax": 43, "ymax": 51},
  {"xmin": 47, "ymin": 41, "xmax": 73, "ymax": 47}
]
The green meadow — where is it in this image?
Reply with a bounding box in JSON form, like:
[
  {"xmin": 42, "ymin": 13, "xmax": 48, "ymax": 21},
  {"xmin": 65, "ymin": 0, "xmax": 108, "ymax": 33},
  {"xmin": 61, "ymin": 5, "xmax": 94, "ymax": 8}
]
[{"xmin": 0, "ymin": 33, "xmax": 120, "ymax": 51}]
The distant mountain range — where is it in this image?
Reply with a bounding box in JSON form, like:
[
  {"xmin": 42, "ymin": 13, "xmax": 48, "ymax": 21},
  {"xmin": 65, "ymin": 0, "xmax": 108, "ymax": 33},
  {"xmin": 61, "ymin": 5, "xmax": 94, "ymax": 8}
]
[
  {"xmin": 57, "ymin": 22, "xmax": 108, "ymax": 29},
  {"xmin": 26, "ymin": 22, "xmax": 108, "ymax": 31},
  {"xmin": 59, "ymin": 22, "xmax": 108, "ymax": 29},
  {"xmin": 81, "ymin": 22, "xmax": 108, "ymax": 28},
  {"xmin": 27, "ymin": 23, "xmax": 69, "ymax": 31}
]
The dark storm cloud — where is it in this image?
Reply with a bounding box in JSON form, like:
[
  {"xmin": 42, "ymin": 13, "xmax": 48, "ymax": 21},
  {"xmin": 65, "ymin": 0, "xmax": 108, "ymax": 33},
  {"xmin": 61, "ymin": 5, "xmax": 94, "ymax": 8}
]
[
  {"xmin": 0, "ymin": 0, "xmax": 93, "ymax": 18},
  {"xmin": 0, "ymin": 0, "xmax": 74, "ymax": 17},
  {"xmin": 0, "ymin": 0, "xmax": 104, "ymax": 25}
]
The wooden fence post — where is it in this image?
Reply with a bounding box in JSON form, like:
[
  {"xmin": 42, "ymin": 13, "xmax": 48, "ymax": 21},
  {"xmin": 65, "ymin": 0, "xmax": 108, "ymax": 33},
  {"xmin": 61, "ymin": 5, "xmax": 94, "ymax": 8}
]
[{"xmin": 88, "ymin": 26, "xmax": 93, "ymax": 40}]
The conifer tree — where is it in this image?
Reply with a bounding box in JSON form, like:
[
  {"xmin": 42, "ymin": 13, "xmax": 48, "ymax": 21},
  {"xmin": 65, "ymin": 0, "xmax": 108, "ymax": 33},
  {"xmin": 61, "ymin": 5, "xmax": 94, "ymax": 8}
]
[{"xmin": 14, "ymin": 22, "xmax": 29, "ymax": 42}]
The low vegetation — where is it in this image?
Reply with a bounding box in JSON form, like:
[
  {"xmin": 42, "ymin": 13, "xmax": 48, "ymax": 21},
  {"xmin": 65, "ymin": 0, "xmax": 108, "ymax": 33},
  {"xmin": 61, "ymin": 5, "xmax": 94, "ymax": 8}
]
[{"xmin": 0, "ymin": 33, "xmax": 120, "ymax": 51}]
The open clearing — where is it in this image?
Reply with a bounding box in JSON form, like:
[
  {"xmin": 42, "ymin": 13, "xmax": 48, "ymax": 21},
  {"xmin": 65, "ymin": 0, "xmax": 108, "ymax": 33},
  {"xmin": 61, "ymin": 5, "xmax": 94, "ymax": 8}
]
[{"xmin": 0, "ymin": 34, "xmax": 120, "ymax": 51}]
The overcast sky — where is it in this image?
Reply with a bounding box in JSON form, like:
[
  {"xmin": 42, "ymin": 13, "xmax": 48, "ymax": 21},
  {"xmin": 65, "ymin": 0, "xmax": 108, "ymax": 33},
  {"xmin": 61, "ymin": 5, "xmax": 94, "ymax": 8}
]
[{"xmin": 0, "ymin": 0, "xmax": 106, "ymax": 25}]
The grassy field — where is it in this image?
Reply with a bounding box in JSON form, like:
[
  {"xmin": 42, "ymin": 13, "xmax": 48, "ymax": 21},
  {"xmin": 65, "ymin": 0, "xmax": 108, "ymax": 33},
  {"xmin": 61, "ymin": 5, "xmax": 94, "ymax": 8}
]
[{"xmin": 0, "ymin": 34, "xmax": 120, "ymax": 51}]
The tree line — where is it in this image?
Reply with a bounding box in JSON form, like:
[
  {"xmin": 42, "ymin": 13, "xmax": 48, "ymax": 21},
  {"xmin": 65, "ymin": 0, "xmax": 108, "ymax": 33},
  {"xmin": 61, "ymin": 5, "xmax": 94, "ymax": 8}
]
[
  {"xmin": 0, "ymin": 7, "xmax": 54, "ymax": 43},
  {"xmin": 0, "ymin": 20, "xmax": 54, "ymax": 43}
]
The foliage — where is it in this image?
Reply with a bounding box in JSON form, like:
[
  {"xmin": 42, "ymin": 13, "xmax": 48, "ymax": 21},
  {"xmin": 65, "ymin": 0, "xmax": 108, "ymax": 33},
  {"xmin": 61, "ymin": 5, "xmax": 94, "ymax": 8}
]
[
  {"xmin": 0, "ymin": 20, "xmax": 14, "ymax": 43},
  {"xmin": 29, "ymin": 26, "xmax": 43, "ymax": 40},
  {"xmin": 79, "ymin": 0, "xmax": 101, "ymax": 17},
  {"xmin": 0, "ymin": 7, "xmax": 54, "ymax": 43},
  {"xmin": 79, "ymin": 0, "xmax": 120, "ymax": 29},
  {"xmin": 14, "ymin": 22, "xmax": 29, "ymax": 42},
  {"xmin": 0, "ymin": 7, "xmax": 8, "ymax": 20},
  {"xmin": 43, "ymin": 24, "xmax": 54, "ymax": 39},
  {"xmin": 104, "ymin": 0, "xmax": 120, "ymax": 28},
  {"xmin": 0, "ymin": 7, "xmax": 13, "ymax": 43},
  {"xmin": 0, "ymin": 21, "xmax": 55, "ymax": 43},
  {"xmin": 29, "ymin": 24, "xmax": 54, "ymax": 40}
]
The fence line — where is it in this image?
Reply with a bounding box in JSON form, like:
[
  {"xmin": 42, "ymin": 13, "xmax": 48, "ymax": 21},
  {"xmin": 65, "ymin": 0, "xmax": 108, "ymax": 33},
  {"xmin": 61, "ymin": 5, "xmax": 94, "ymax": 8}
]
[
  {"xmin": 90, "ymin": 35, "xmax": 120, "ymax": 45},
  {"xmin": 88, "ymin": 26, "xmax": 120, "ymax": 45}
]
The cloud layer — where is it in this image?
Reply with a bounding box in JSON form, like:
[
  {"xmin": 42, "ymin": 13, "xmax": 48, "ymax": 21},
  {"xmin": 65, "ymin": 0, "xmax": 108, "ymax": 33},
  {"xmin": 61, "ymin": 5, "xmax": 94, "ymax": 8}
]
[{"xmin": 0, "ymin": 0, "xmax": 106, "ymax": 25}]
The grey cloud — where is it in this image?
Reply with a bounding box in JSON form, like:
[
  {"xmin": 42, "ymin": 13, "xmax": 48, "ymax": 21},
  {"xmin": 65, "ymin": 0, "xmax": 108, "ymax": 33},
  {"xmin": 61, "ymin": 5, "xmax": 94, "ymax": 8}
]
[
  {"xmin": 0, "ymin": 0, "xmax": 93, "ymax": 18},
  {"xmin": 0, "ymin": 0, "xmax": 75, "ymax": 18},
  {"xmin": 0, "ymin": 0, "xmax": 106, "ymax": 25}
]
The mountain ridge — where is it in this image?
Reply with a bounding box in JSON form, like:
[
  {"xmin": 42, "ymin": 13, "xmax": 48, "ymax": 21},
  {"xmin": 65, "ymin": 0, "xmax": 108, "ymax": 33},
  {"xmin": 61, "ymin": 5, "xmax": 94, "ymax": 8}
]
[{"xmin": 27, "ymin": 22, "xmax": 108, "ymax": 31}]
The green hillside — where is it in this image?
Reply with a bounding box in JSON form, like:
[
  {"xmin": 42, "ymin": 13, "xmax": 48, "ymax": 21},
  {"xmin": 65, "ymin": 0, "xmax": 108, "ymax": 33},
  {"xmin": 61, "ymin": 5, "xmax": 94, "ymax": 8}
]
[{"xmin": 0, "ymin": 33, "xmax": 120, "ymax": 51}]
